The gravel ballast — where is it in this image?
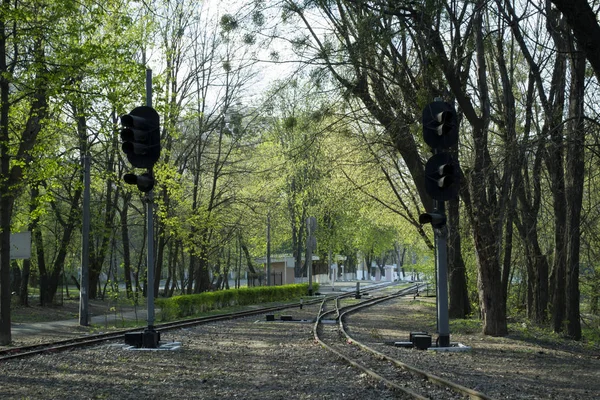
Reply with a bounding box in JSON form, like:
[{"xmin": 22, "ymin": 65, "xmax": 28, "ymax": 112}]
[{"xmin": 1, "ymin": 291, "xmax": 599, "ymax": 399}]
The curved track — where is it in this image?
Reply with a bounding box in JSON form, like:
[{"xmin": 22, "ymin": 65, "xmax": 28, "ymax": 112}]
[
  {"xmin": 2, "ymin": 281, "xmax": 491, "ymax": 399},
  {"xmin": 313, "ymin": 285, "xmax": 493, "ymax": 400}
]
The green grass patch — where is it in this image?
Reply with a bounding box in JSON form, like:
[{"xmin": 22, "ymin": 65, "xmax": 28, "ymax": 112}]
[
  {"xmin": 449, "ymin": 318, "xmax": 482, "ymax": 334},
  {"xmin": 582, "ymin": 326, "xmax": 600, "ymax": 347},
  {"xmin": 155, "ymin": 283, "xmax": 318, "ymax": 321},
  {"xmin": 411, "ymin": 299, "xmax": 436, "ymax": 308},
  {"xmin": 11, "ymin": 300, "xmax": 81, "ymax": 323}
]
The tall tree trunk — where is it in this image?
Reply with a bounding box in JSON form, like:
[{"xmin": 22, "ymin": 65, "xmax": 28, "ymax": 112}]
[
  {"xmin": 564, "ymin": 38, "xmax": 585, "ymax": 340},
  {"xmin": 88, "ymin": 123, "xmax": 119, "ymax": 299},
  {"xmin": 0, "ymin": 0, "xmax": 11, "ymax": 346},
  {"xmin": 120, "ymin": 193, "xmax": 133, "ymax": 298},
  {"xmin": 194, "ymin": 241, "xmax": 211, "ymax": 293},
  {"xmin": 0, "ymin": 31, "xmax": 47, "ymax": 343},
  {"xmin": 163, "ymin": 240, "xmax": 173, "ymax": 297},
  {"xmin": 10, "ymin": 261, "xmax": 20, "ymax": 297},
  {"xmin": 34, "ymin": 224, "xmax": 47, "ymax": 305},
  {"xmin": 544, "ymin": 7, "xmax": 569, "ymax": 334},
  {"xmin": 41, "ymin": 181, "xmax": 83, "ymax": 304},
  {"xmin": 447, "ymin": 197, "xmax": 470, "ymax": 318},
  {"xmin": 20, "ymin": 186, "xmax": 41, "ymax": 306},
  {"xmin": 187, "ymin": 254, "xmax": 196, "ymax": 294},
  {"xmin": 19, "ymin": 259, "xmax": 31, "ymax": 307},
  {"xmin": 505, "ymin": 0, "xmax": 568, "ymax": 330},
  {"xmin": 154, "ymin": 228, "xmax": 167, "ymax": 297},
  {"xmin": 550, "ymin": 0, "xmax": 600, "ymax": 82},
  {"xmin": 468, "ymin": 5, "xmax": 507, "ymax": 335}
]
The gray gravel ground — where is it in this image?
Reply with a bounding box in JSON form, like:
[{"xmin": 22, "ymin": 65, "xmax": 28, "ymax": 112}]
[
  {"xmin": 1, "ymin": 303, "xmax": 398, "ymax": 400},
  {"xmin": 1, "ymin": 288, "xmax": 599, "ymax": 399},
  {"xmin": 346, "ymin": 296, "xmax": 600, "ymax": 400}
]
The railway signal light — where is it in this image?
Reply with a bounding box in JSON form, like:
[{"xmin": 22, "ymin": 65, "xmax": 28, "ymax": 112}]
[
  {"xmin": 419, "ymin": 100, "xmax": 460, "ymax": 228},
  {"xmin": 123, "ymin": 172, "xmax": 155, "ymax": 193},
  {"xmin": 418, "ymin": 211, "xmax": 446, "ymax": 229},
  {"xmin": 424, "ymin": 152, "xmax": 460, "ymax": 201},
  {"xmin": 422, "ymin": 101, "xmax": 458, "ymax": 149},
  {"xmin": 121, "ymin": 106, "xmax": 160, "ymax": 192},
  {"xmin": 120, "ymin": 106, "xmax": 160, "ymax": 169},
  {"xmin": 419, "ymin": 99, "xmax": 457, "ymax": 348}
]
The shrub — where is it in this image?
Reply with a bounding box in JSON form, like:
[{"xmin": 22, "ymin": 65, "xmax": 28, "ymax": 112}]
[{"xmin": 155, "ymin": 283, "xmax": 318, "ymax": 321}]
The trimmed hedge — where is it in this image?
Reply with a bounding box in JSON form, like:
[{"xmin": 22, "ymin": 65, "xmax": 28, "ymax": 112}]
[{"xmin": 155, "ymin": 283, "xmax": 319, "ymax": 321}]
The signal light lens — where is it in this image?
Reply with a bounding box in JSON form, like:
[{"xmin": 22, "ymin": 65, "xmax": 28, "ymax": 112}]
[
  {"xmin": 120, "ymin": 106, "xmax": 160, "ymax": 169},
  {"xmin": 123, "ymin": 172, "xmax": 155, "ymax": 193}
]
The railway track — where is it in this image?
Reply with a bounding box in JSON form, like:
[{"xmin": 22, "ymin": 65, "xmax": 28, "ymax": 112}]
[
  {"xmin": 0, "ymin": 282, "xmax": 393, "ymax": 362},
  {"xmin": 0, "ymin": 300, "xmax": 318, "ymax": 362},
  {"xmin": 314, "ymin": 285, "xmax": 493, "ymax": 400},
  {"xmin": 1, "ymin": 281, "xmax": 595, "ymax": 399}
]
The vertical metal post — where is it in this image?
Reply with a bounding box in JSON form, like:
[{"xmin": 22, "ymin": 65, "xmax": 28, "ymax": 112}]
[
  {"xmin": 267, "ymin": 212, "xmax": 271, "ymax": 286},
  {"xmin": 432, "ymin": 96, "xmax": 450, "ymax": 347},
  {"xmin": 79, "ymin": 154, "xmax": 90, "ymax": 326},
  {"xmin": 331, "ymin": 264, "xmax": 335, "ymax": 291},
  {"xmin": 328, "ymin": 249, "xmax": 333, "ymax": 290},
  {"xmin": 143, "ymin": 68, "xmax": 158, "ymax": 347},
  {"xmin": 146, "ymin": 68, "xmax": 154, "ymax": 329},
  {"xmin": 146, "ymin": 69, "xmax": 152, "ymax": 107},
  {"xmin": 146, "ymin": 193, "xmax": 155, "ymax": 328},
  {"xmin": 306, "ymin": 216, "xmax": 315, "ymax": 296},
  {"xmin": 435, "ymin": 200, "xmax": 450, "ymax": 347}
]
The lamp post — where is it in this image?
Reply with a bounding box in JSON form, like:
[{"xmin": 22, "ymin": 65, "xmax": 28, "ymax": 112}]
[{"xmin": 267, "ymin": 211, "xmax": 271, "ymax": 286}]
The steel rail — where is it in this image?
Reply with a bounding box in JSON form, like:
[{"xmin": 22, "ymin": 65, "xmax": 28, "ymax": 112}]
[
  {"xmin": 339, "ymin": 295, "xmax": 494, "ymax": 400},
  {"xmin": 315, "ymin": 286, "xmax": 494, "ymax": 400},
  {"xmin": 0, "ymin": 282, "xmax": 395, "ymax": 362},
  {"xmin": 313, "ymin": 285, "xmax": 427, "ymax": 399},
  {"xmin": 1, "ymin": 297, "xmax": 324, "ymax": 361}
]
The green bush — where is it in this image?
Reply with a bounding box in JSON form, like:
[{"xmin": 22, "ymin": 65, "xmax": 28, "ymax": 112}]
[{"xmin": 155, "ymin": 283, "xmax": 318, "ymax": 321}]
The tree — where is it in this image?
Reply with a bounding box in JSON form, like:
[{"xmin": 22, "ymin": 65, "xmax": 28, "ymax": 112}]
[
  {"xmin": 0, "ymin": 0, "xmax": 51, "ymax": 345},
  {"xmin": 550, "ymin": 0, "xmax": 600, "ymax": 83},
  {"xmin": 260, "ymin": 0, "xmax": 485, "ymax": 328}
]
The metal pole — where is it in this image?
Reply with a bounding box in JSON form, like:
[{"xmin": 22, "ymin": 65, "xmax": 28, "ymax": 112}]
[
  {"xmin": 435, "ymin": 200, "xmax": 450, "ymax": 347},
  {"xmin": 434, "ymin": 226, "xmax": 438, "ymax": 331},
  {"xmin": 143, "ymin": 68, "xmax": 158, "ymax": 347},
  {"xmin": 79, "ymin": 154, "xmax": 90, "ymax": 326},
  {"xmin": 146, "ymin": 193, "xmax": 155, "ymax": 328},
  {"xmin": 306, "ymin": 217, "xmax": 315, "ymax": 296},
  {"xmin": 146, "ymin": 69, "xmax": 152, "ymax": 107},
  {"xmin": 433, "ymin": 96, "xmax": 450, "ymax": 348},
  {"xmin": 267, "ymin": 212, "xmax": 271, "ymax": 286}
]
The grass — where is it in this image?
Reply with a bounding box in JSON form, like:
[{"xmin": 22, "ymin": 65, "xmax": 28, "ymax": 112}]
[
  {"xmin": 447, "ymin": 313, "xmax": 600, "ymax": 352},
  {"xmin": 11, "ymin": 286, "xmax": 143, "ymax": 325},
  {"xmin": 11, "ymin": 299, "xmax": 81, "ymax": 323},
  {"xmin": 12, "ymin": 290, "xmax": 312, "ymax": 334},
  {"xmin": 449, "ymin": 317, "xmax": 482, "ymax": 334}
]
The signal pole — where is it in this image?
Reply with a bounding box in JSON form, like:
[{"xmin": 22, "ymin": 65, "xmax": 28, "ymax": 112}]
[
  {"xmin": 306, "ymin": 216, "xmax": 316, "ymax": 296},
  {"xmin": 144, "ymin": 68, "xmax": 157, "ymax": 347},
  {"xmin": 418, "ymin": 99, "xmax": 459, "ymax": 348},
  {"xmin": 267, "ymin": 211, "xmax": 271, "ymax": 286},
  {"xmin": 433, "ymin": 199, "xmax": 450, "ymax": 347},
  {"xmin": 120, "ymin": 69, "xmax": 161, "ymax": 348},
  {"xmin": 79, "ymin": 154, "xmax": 90, "ymax": 326}
]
